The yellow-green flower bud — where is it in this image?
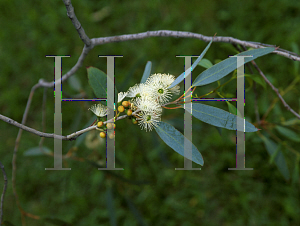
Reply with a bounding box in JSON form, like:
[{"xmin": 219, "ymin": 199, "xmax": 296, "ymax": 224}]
[
  {"xmin": 126, "ymin": 109, "xmax": 132, "ymax": 116},
  {"xmin": 118, "ymin": 105, "xmax": 125, "ymax": 113},
  {"xmin": 109, "ymin": 133, "xmax": 115, "ymax": 139},
  {"xmin": 106, "ymin": 123, "xmax": 113, "ymax": 129},
  {"xmin": 97, "ymin": 121, "xmax": 103, "ymax": 127},
  {"xmin": 122, "ymin": 101, "xmax": 129, "ymax": 108},
  {"xmin": 132, "ymin": 118, "xmax": 138, "ymax": 124},
  {"xmin": 100, "ymin": 132, "xmax": 106, "ymax": 138}
]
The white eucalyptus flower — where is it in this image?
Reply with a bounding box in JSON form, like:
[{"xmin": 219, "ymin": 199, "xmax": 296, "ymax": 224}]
[
  {"xmin": 145, "ymin": 73, "xmax": 180, "ymax": 104},
  {"xmin": 89, "ymin": 103, "xmax": 109, "ymax": 117},
  {"xmin": 133, "ymin": 96, "xmax": 162, "ymax": 114},
  {"xmin": 126, "ymin": 83, "xmax": 150, "ymax": 98},
  {"xmin": 146, "ymin": 82, "xmax": 172, "ymax": 105},
  {"xmin": 150, "ymin": 73, "xmax": 180, "ymax": 94},
  {"xmin": 136, "ymin": 110, "xmax": 161, "ymax": 132},
  {"xmin": 117, "ymin": 92, "xmax": 128, "ymax": 103}
]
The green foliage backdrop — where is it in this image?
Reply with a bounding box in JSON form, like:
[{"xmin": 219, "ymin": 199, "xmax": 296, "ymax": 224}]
[{"xmin": 0, "ymin": 0, "xmax": 299, "ymax": 225}]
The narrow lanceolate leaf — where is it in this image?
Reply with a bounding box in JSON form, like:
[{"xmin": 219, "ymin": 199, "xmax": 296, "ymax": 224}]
[
  {"xmin": 260, "ymin": 135, "xmax": 290, "ymax": 180},
  {"xmin": 87, "ymin": 66, "xmax": 118, "ymax": 105},
  {"xmin": 275, "ymin": 125, "xmax": 300, "ymax": 142},
  {"xmin": 198, "ymin": 58, "xmax": 213, "ymax": 69},
  {"xmin": 24, "ymin": 146, "xmax": 52, "ymax": 156},
  {"xmin": 292, "ymin": 156, "xmax": 299, "ymax": 184},
  {"xmin": 140, "ymin": 61, "xmax": 152, "ymax": 83},
  {"xmin": 226, "ymin": 101, "xmax": 242, "ymax": 118},
  {"xmin": 192, "ymin": 47, "xmax": 275, "ymax": 87},
  {"xmin": 168, "ymin": 38, "xmax": 213, "ymax": 89},
  {"xmin": 245, "ymin": 73, "xmax": 266, "ymax": 89},
  {"xmin": 155, "ymin": 121, "xmax": 204, "ymax": 166},
  {"xmin": 189, "ymin": 103, "xmax": 258, "ymax": 132},
  {"xmin": 87, "ymin": 67, "xmax": 107, "ymax": 98}
]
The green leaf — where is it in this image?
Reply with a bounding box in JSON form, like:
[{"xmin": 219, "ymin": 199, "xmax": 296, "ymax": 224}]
[
  {"xmin": 140, "ymin": 61, "xmax": 152, "ymax": 83},
  {"xmin": 245, "ymin": 73, "xmax": 266, "ymax": 89},
  {"xmin": 192, "ymin": 47, "xmax": 275, "ymax": 87},
  {"xmin": 189, "ymin": 103, "xmax": 258, "ymax": 132},
  {"xmin": 245, "ymin": 76, "xmax": 253, "ymax": 92},
  {"xmin": 275, "ymin": 125, "xmax": 300, "ymax": 142},
  {"xmin": 226, "ymin": 101, "xmax": 242, "ymax": 118},
  {"xmin": 198, "ymin": 58, "xmax": 213, "ymax": 69},
  {"xmin": 87, "ymin": 67, "xmax": 118, "ymax": 106},
  {"xmin": 23, "ymin": 146, "xmax": 52, "ymax": 156},
  {"xmin": 261, "ymin": 135, "xmax": 290, "ymax": 180},
  {"xmin": 155, "ymin": 121, "xmax": 204, "ymax": 166},
  {"xmin": 281, "ymin": 118, "xmax": 300, "ymax": 126},
  {"xmin": 169, "ymin": 39, "xmax": 213, "ymax": 89},
  {"xmin": 292, "ymin": 155, "xmax": 299, "ymax": 185},
  {"xmin": 87, "ymin": 67, "xmax": 107, "ymax": 98},
  {"xmin": 269, "ymin": 143, "xmax": 281, "ymax": 164}
]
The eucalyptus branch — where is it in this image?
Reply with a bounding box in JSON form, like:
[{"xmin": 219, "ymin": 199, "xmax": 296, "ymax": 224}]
[
  {"xmin": 92, "ymin": 30, "xmax": 300, "ymax": 62},
  {"xmin": 39, "ymin": 30, "xmax": 300, "ymax": 89},
  {"xmin": 38, "ymin": 44, "xmax": 93, "ymax": 88},
  {"xmin": 1, "ymin": 111, "xmax": 140, "ymax": 141},
  {"xmin": 62, "ymin": 0, "xmax": 92, "ymax": 47}
]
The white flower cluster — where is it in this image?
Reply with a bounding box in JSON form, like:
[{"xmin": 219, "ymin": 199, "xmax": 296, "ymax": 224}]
[
  {"xmin": 89, "ymin": 73, "xmax": 180, "ymax": 132},
  {"xmin": 126, "ymin": 73, "xmax": 180, "ymax": 132},
  {"xmin": 89, "ymin": 103, "xmax": 109, "ymax": 117}
]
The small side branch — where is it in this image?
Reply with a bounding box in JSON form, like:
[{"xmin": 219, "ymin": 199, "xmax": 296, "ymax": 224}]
[
  {"xmin": 1, "ymin": 110, "xmax": 140, "ymax": 141},
  {"xmin": 62, "ymin": 0, "xmax": 92, "ymax": 47},
  {"xmin": 250, "ymin": 61, "xmax": 300, "ymax": 120}
]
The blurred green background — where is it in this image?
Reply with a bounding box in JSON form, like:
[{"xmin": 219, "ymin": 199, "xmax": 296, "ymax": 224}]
[{"xmin": 0, "ymin": 0, "xmax": 300, "ymax": 225}]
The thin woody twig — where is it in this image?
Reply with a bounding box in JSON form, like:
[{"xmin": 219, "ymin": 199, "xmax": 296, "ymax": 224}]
[
  {"xmin": 0, "ymin": 161, "xmax": 7, "ymax": 225},
  {"xmin": 62, "ymin": 0, "xmax": 92, "ymax": 47},
  {"xmin": 39, "ymin": 30, "xmax": 300, "ymax": 89},
  {"xmin": 92, "ymin": 30, "xmax": 300, "ymax": 62},
  {"xmin": 39, "ymin": 87, "xmax": 47, "ymax": 150},
  {"xmin": 250, "ymin": 61, "xmax": 300, "ymax": 120},
  {"xmin": 12, "ymin": 84, "xmax": 41, "ymax": 225},
  {"xmin": 38, "ymin": 44, "xmax": 93, "ymax": 88},
  {"xmin": 1, "ymin": 110, "xmax": 139, "ymax": 141}
]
